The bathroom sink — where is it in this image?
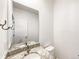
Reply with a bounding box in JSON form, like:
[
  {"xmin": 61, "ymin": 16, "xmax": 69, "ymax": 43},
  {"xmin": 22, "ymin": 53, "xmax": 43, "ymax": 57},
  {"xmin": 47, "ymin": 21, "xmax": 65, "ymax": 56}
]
[
  {"xmin": 23, "ymin": 53, "xmax": 41, "ymax": 59},
  {"xmin": 6, "ymin": 46, "xmax": 53, "ymax": 59}
]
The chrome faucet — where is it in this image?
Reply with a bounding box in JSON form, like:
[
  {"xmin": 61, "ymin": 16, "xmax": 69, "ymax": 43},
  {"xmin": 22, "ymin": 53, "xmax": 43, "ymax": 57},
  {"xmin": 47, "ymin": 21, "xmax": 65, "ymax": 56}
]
[{"xmin": 25, "ymin": 43, "xmax": 30, "ymax": 54}]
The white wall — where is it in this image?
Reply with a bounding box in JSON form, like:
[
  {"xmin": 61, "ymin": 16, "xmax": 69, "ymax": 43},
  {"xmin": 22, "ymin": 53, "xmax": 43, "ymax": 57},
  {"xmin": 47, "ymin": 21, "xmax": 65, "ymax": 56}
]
[
  {"xmin": 13, "ymin": 0, "xmax": 54, "ymax": 46},
  {"xmin": 54, "ymin": 0, "xmax": 79, "ymax": 59},
  {"xmin": 13, "ymin": 5, "xmax": 39, "ymax": 44},
  {"xmin": 0, "ymin": 0, "xmax": 9, "ymax": 59}
]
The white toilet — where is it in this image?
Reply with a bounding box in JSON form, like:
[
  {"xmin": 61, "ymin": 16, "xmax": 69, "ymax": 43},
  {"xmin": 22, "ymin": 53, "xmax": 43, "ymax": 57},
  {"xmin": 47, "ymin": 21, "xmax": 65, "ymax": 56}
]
[{"xmin": 45, "ymin": 45, "xmax": 55, "ymax": 59}]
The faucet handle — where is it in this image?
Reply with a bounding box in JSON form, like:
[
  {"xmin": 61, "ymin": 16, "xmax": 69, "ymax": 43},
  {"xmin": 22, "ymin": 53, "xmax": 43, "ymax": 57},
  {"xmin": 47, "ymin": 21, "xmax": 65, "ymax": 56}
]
[{"xmin": 25, "ymin": 43, "xmax": 28, "ymax": 45}]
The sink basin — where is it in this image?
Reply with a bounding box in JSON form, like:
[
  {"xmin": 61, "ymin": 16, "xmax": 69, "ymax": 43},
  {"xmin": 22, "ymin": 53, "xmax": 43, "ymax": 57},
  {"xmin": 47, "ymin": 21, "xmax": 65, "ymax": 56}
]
[{"xmin": 23, "ymin": 53, "xmax": 41, "ymax": 59}]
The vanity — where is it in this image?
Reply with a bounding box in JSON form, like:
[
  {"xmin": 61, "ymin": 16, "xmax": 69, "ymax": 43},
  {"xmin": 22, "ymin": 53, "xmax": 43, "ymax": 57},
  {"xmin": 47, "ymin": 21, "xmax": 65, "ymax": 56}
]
[
  {"xmin": 7, "ymin": 41, "xmax": 40, "ymax": 57},
  {"xmin": 6, "ymin": 41, "xmax": 54, "ymax": 59}
]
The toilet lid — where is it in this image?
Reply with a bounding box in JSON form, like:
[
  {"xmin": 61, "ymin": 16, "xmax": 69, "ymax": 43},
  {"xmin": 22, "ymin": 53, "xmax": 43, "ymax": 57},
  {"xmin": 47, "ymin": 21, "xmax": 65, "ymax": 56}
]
[{"xmin": 23, "ymin": 53, "xmax": 41, "ymax": 59}]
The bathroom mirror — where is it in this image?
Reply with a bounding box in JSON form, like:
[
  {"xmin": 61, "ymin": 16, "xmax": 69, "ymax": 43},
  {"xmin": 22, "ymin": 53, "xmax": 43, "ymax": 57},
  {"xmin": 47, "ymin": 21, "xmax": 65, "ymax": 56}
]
[{"xmin": 12, "ymin": 1, "xmax": 39, "ymax": 45}]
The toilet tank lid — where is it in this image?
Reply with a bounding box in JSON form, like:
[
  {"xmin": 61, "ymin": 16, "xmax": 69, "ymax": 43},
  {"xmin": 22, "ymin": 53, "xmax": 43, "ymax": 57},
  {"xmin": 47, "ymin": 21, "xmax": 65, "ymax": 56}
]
[{"xmin": 45, "ymin": 46, "xmax": 55, "ymax": 51}]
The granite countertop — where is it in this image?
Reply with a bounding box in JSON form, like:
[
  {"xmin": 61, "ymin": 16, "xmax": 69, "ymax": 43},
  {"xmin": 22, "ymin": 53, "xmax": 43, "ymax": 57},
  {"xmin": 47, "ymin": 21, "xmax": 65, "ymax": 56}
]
[{"xmin": 6, "ymin": 41, "xmax": 40, "ymax": 58}]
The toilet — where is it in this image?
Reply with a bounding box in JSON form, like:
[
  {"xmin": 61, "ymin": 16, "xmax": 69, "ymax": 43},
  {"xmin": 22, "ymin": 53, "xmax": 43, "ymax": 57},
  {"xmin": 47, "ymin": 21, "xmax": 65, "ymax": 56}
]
[{"xmin": 45, "ymin": 45, "xmax": 55, "ymax": 59}]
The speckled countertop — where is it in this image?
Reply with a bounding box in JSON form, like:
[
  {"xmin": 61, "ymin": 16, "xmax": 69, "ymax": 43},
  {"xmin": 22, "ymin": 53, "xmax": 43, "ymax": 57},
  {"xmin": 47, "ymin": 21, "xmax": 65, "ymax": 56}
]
[{"xmin": 6, "ymin": 41, "xmax": 40, "ymax": 58}]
